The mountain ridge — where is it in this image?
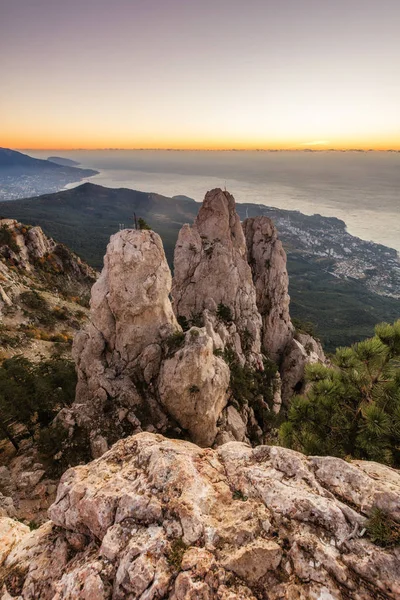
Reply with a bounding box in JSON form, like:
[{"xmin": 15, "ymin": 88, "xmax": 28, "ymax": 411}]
[{"xmin": 0, "ymin": 148, "xmax": 98, "ymax": 200}]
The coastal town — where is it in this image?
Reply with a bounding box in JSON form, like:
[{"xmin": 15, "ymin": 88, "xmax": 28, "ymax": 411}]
[{"xmin": 238, "ymin": 204, "xmax": 400, "ymax": 299}]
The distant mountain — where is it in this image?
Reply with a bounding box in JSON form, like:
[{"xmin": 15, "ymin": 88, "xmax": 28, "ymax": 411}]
[
  {"xmin": 0, "ymin": 148, "xmax": 98, "ymax": 200},
  {"xmin": 0, "ymin": 182, "xmax": 398, "ymax": 350},
  {"xmin": 47, "ymin": 156, "xmax": 80, "ymax": 167}
]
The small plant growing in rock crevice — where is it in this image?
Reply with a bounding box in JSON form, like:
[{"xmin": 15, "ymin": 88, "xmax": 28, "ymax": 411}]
[
  {"xmin": 0, "ymin": 224, "xmax": 19, "ymax": 253},
  {"xmin": 366, "ymin": 507, "xmax": 400, "ymax": 547},
  {"xmin": 189, "ymin": 385, "xmax": 200, "ymax": 394},
  {"xmin": 241, "ymin": 328, "xmax": 254, "ymax": 355},
  {"xmin": 167, "ymin": 538, "xmax": 187, "ymax": 571},
  {"xmin": 138, "ymin": 217, "xmax": 151, "ymax": 230},
  {"xmin": 217, "ymin": 303, "xmax": 233, "ymax": 323},
  {"xmin": 177, "ymin": 312, "xmax": 204, "ymax": 331},
  {"xmin": 177, "ymin": 315, "xmax": 190, "ymax": 331},
  {"xmin": 232, "ymin": 489, "xmax": 248, "ymax": 501},
  {"xmin": 190, "ymin": 312, "xmax": 204, "ymax": 328},
  {"xmin": 166, "ymin": 331, "xmax": 185, "ymax": 354}
]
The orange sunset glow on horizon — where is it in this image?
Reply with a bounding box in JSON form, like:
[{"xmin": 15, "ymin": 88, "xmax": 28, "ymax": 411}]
[{"xmin": 2, "ymin": 0, "xmax": 400, "ymax": 152}]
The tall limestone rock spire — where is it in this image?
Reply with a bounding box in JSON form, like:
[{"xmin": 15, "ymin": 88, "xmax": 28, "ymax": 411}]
[
  {"xmin": 172, "ymin": 188, "xmax": 263, "ymax": 367},
  {"xmin": 72, "ymin": 229, "xmax": 179, "ymax": 455},
  {"xmin": 242, "ymin": 216, "xmax": 294, "ymax": 362}
]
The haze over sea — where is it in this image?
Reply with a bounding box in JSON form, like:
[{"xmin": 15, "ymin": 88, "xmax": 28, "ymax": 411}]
[{"xmin": 28, "ymin": 150, "xmax": 400, "ymax": 253}]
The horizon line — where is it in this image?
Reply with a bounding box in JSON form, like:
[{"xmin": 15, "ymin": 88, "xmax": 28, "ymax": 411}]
[{"xmin": 16, "ymin": 147, "xmax": 400, "ymax": 153}]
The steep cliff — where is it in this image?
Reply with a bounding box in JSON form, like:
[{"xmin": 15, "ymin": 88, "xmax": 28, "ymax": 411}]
[
  {"xmin": 243, "ymin": 216, "xmax": 293, "ymax": 362},
  {"xmin": 1, "ymin": 432, "xmax": 399, "ymax": 600}
]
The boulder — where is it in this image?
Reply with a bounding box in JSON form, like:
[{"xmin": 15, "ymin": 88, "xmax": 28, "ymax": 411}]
[{"xmin": 158, "ymin": 327, "xmax": 230, "ymax": 446}]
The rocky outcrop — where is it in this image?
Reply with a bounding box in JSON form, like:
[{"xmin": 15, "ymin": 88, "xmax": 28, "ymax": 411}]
[
  {"xmin": 0, "ymin": 218, "xmax": 96, "ymax": 361},
  {"xmin": 72, "ymin": 229, "xmax": 180, "ymax": 453},
  {"xmin": 1, "ymin": 432, "xmax": 399, "ymax": 599},
  {"xmin": 158, "ymin": 327, "xmax": 230, "ymax": 447},
  {"xmin": 243, "ymin": 216, "xmax": 293, "ymax": 362},
  {"xmin": 68, "ymin": 189, "xmax": 325, "ymax": 456},
  {"xmin": 0, "ymin": 219, "xmax": 95, "ymax": 287},
  {"xmin": 280, "ymin": 332, "xmax": 326, "ymax": 404},
  {"xmin": 72, "ymin": 229, "xmax": 230, "ymax": 453},
  {"xmin": 172, "ymin": 189, "xmax": 263, "ymax": 367},
  {"xmin": 0, "ymin": 445, "xmax": 58, "ymax": 526}
]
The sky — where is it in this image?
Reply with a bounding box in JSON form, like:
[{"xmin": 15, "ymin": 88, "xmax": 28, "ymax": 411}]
[{"xmin": 1, "ymin": 0, "xmax": 400, "ymax": 150}]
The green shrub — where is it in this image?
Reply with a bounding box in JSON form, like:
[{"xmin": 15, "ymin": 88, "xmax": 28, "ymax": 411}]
[
  {"xmin": 220, "ymin": 346, "xmax": 277, "ymax": 436},
  {"xmin": 177, "ymin": 315, "xmax": 190, "ymax": 331},
  {"xmin": 166, "ymin": 331, "xmax": 185, "ymax": 354},
  {"xmin": 20, "ymin": 291, "xmax": 56, "ymax": 327},
  {"xmin": 241, "ymin": 328, "xmax": 253, "ymax": 355},
  {"xmin": 0, "ymin": 225, "xmax": 19, "ymax": 253},
  {"xmin": 167, "ymin": 538, "xmax": 187, "ymax": 571},
  {"xmin": 0, "ymin": 356, "xmax": 77, "ymax": 448},
  {"xmin": 138, "ymin": 217, "xmax": 151, "ymax": 230},
  {"xmin": 292, "ymin": 317, "xmax": 316, "ymax": 337},
  {"xmin": 217, "ymin": 303, "xmax": 233, "ymax": 323},
  {"xmin": 190, "ymin": 312, "xmax": 204, "ymax": 328},
  {"xmin": 20, "ymin": 290, "xmax": 46, "ymax": 310},
  {"xmin": 232, "ymin": 489, "xmax": 248, "ymax": 501}
]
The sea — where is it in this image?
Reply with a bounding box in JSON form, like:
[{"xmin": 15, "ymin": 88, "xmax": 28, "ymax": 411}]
[{"xmin": 28, "ymin": 150, "xmax": 400, "ymax": 253}]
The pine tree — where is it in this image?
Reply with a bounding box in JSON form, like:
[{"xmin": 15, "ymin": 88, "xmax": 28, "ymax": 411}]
[
  {"xmin": 280, "ymin": 319, "xmax": 400, "ymax": 466},
  {"xmin": 138, "ymin": 217, "xmax": 151, "ymax": 230}
]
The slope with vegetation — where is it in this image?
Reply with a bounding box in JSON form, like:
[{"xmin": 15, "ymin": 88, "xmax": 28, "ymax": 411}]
[{"xmin": 0, "ymin": 218, "xmax": 96, "ymax": 361}]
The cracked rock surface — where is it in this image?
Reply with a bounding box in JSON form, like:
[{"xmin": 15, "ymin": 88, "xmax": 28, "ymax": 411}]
[{"xmin": 1, "ymin": 432, "xmax": 399, "ymax": 599}]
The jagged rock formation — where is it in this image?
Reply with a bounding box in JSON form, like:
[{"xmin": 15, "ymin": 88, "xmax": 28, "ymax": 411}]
[
  {"xmin": 0, "ymin": 218, "xmax": 96, "ymax": 360},
  {"xmin": 72, "ymin": 228, "xmax": 230, "ymax": 454},
  {"xmin": 172, "ymin": 188, "xmax": 263, "ymax": 367},
  {"xmin": 158, "ymin": 327, "xmax": 230, "ymax": 447},
  {"xmin": 171, "ymin": 188, "xmax": 325, "ymax": 410},
  {"xmin": 243, "ymin": 216, "xmax": 293, "ymax": 362},
  {"xmin": 70, "ymin": 189, "xmax": 324, "ymax": 456},
  {"xmin": 0, "ymin": 219, "xmax": 95, "ymax": 292},
  {"xmin": 0, "ymin": 443, "xmax": 59, "ymax": 526},
  {"xmin": 1, "ymin": 432, "xmax": 399, "ymax": 599},
  {"xmin": 280, "ymin": 332, "xmax": 326, "ymax": 403}
]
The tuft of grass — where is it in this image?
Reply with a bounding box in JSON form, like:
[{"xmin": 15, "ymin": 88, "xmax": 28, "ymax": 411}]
[
  {"xmin": 366, "ymin": 507, "xmax": 400, "ymax": 547},
  {"xmin": 232, "ymin": 489, "xmax": 248, "ymax": 501}
]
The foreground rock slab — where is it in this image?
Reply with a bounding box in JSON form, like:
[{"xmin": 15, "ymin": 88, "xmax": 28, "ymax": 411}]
[{"xmin": 1, "ymin": 432, "xmax": 399, "ymax": 599}]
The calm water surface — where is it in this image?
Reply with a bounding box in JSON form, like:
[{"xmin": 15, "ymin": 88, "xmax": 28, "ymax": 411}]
[{"xmin": 28, "ymin": 150, "xmax": 400, "ymax": 252}]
